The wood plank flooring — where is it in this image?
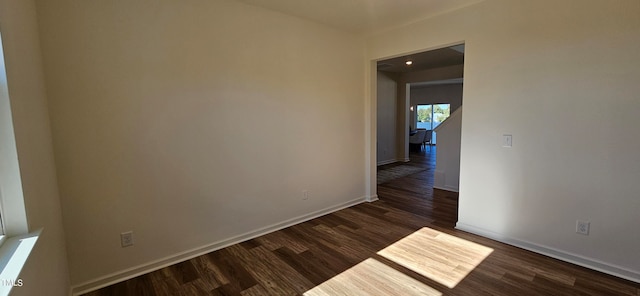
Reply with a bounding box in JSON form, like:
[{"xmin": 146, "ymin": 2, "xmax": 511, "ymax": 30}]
[{"xmin": 85, "ymin": 147, "xmax": 640, "ymax": 295}]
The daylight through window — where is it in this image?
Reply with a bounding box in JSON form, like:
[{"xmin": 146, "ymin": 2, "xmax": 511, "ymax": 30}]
[{"xmin": 416, "ymin": 104, "xmax": 451, "ymax": 144}]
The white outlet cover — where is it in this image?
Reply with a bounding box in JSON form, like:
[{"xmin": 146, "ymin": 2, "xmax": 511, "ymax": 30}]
[
  {"xmin": 121, "ymin": 231, "xmax": 134, "ymax": 247},
  {"xmin": 576, "ymin": 220, "xmax": 590, "ymax": 235},
  {"xmin": 503, "ymin": 134, "xmax": 513, "ymax": 147}
]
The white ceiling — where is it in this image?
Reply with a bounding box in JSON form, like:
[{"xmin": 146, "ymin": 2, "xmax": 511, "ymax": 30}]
[
  {"xmin": 235, "ymin": 0, "xmax": 484, "ymax": 35},
  {"xmin": 377, "ymin": 44, "xmax": 464, "ymax": 73}
]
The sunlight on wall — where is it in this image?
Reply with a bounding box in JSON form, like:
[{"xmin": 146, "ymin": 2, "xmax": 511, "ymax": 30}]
[
  {"xmin": 378, "ymin": 227, "xmax": 493, "ymax": 289},
  {"xmin": 304, "ymin": 258, "xmax": 441, "ymax": 296},
  {"xmin": 0, "ymin": 230, "xmax": 40, "ymax": 296}
]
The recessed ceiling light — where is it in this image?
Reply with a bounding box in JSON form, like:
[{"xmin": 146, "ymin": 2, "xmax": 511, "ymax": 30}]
[{"xmin": 405, "ymin": 60, "xmax": 413, "ymax": 65}]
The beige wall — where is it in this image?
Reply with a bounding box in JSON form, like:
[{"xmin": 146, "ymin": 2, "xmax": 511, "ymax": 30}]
[
  {"xmin": 0, "ymin": 0, "xmax": 70, "ymax": 295},
  {"xmin": 434, "ymin": 107, "xmax": 462, "ymax": 192},
  {"xmin": 35, "ymin": 0, "xmax": 365, "ymax": 291},
  {"xmin": 368, "ymin": 0, "xmax": 640, "ymax": 281},
  {"xmin": 376, "ymin": 71, "xmax": 398, "ymax": 165}
]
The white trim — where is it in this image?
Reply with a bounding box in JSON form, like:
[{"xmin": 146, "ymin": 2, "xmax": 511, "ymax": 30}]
[
  {"xmin": 71, "ymin": 196, "xmax": 368, "ymax": 295},
  {"xmin": 376, "ymin": 158, "xmax": 407, "ymax": 166},
  {"xmin": 376, "ymin": 159, "xmax": 397, "ymax": 166},
  {"xmin": 402, "ymin": 158, "xmax": 410, "ymax": 162},
  {"xmin": 410, "ymin": 78, "xmax": 463, "ymax": 88},
  {"xmin": 0, "ymin": 209, "xmax": 4, "ymax": 237},
  {"xmin": 433, "ymin": 185, "xmax": 459, "ymax": 192},
  {"xmin": 366, "ymin": 195, "xmax": 379, "ymax": 202},
  {"xmin": 455, "ymin": 222, "xmax": 640, "ymax": 283},
  {"xmin": 0, "ymin": 229, "xmax": 41, "ymax": 296}
]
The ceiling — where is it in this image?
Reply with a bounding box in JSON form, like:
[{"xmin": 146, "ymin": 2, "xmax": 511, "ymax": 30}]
[
  {"xmin": 234, "ymin": 0, "xmax": 468, "ymax": 81},
  {"xmin": 234, "ymin": 0, "xmax": 484, "ymax": 35},
  {"xmin": 377, "ymin": 44, "xmax": 464, "ymax": 73}
]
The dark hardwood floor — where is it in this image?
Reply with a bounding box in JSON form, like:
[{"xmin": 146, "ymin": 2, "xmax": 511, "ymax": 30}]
[{"xmin": 85, "ymin": 146, "xmax": 640, "ymax": 295}]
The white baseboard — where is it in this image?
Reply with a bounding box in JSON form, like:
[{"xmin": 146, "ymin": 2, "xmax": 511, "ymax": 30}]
[
  {"xmin": 433, "ymin": 185, "xmax": 459, "ymax": 192},
  {"xmin": 71, "ymin": 196, "xmax": 368, "ymax": 295},
  {"xmin": 366, "ymin": 194, "xmax": 379, "ymax": 202},
  {"xmin": 376, "ymin": 158, "xmax": 407, "ymax": 166},
  {"xmin": 376, "ymin": 159, "xmax": 397, "ymax": 166},
  {"xmin": 402, "ymin": 158, "xmax": 410, "ymax": 162},
  {"xmin": 455, "ymin": 222, "xmax": 640, "ymax": 284}
]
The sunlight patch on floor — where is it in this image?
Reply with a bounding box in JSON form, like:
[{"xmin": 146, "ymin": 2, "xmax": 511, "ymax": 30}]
[
  {"xmin": 304, "ymin": 258, "xmax": 441, "ymax": 296},
  {"xmin": 378, "ymin": 227, "xmax": 493, "ymax": 288}
]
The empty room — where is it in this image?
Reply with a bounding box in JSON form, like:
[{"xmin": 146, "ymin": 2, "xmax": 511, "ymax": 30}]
[{"xmin": 0, "ymin": 0, "xmax": 638, "ymax": 295}]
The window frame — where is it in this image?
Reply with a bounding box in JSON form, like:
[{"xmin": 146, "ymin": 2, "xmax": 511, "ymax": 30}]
[{"xmin": 0, "ymin": 29, "xmax": 39, "ymax": 296}]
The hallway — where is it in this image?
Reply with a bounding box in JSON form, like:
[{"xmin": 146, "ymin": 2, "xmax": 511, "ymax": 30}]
[{"xmin": 377, "ymin": 146, "xmax": 459, "ymax": 228}]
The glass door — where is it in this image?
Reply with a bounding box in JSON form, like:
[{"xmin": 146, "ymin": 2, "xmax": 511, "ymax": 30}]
[
  {"xmin": 416, "ymin": 105, "xmax": 432, "ymax": 130},
  {"xmin": 416, "ymin": 104, "xmax": 451, "ymax": 144}
]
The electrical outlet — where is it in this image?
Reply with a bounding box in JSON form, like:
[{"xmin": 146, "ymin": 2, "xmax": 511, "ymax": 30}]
[
  {"xmin": 576, "ymin": 220, "xmax": 590, "ymax": 235},
  {"xmin": 503, "ymin": 134, "xmax": 513, "ymax": 147},
  {"xmin": 121, "ymin": 231, "xmax": 134, "ymax": 247},
  {"xmin": 302, "ymin": 190, "xmax": 309, "ymax": 200}
]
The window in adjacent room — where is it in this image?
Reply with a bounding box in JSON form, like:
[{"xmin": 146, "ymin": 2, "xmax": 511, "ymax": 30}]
[{"xmin": 416, "ymin": 103, "xmax": 451, "ymax": 144}]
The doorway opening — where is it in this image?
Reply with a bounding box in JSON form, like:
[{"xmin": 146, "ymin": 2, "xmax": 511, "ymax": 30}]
[{"xmin": 374, "ymin": 43, "xmax": 464, "ymax": 226}]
